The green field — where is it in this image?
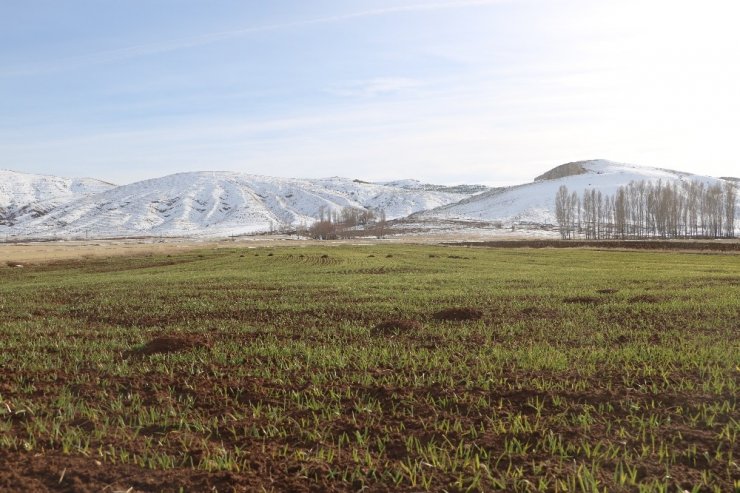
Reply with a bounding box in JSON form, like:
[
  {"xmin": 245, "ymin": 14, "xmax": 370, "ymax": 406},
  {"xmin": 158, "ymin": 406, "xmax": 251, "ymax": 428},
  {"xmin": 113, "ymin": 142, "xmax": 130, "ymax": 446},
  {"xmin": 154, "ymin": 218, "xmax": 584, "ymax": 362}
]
[{"xmin": 1, "ymin": 245, "xmax": 738, "ymax": 492}]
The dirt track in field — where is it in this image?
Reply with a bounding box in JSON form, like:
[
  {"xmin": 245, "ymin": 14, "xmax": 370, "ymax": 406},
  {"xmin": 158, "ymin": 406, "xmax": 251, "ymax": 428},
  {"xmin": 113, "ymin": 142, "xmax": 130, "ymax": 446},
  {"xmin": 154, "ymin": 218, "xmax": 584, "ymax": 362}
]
[{"xmin": 0, "ymin": 234, "xmax": 505, "ymax": 264}]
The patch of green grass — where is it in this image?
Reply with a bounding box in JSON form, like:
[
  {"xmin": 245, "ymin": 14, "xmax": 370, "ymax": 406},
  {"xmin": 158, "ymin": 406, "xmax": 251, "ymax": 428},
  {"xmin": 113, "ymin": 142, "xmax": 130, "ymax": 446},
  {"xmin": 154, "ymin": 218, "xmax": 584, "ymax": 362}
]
[{"xmin": 0, "ymin": 245, "xmax": 738, "ymax": 491}]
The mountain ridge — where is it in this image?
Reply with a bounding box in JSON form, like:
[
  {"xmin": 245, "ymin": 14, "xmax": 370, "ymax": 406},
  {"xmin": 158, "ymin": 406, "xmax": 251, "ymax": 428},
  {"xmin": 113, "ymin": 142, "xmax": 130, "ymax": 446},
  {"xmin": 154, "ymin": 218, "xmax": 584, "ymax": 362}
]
[
  {"xmin": 2, "ymin": 161, "xmax": 737, "ymax": 239},
  {"xmin": 1, "ymin": 170, "xmax": 485, "ymax": 238},
  {"xmin": 0, "ymin": 169, "xmax": 115, "ymax": 227}
]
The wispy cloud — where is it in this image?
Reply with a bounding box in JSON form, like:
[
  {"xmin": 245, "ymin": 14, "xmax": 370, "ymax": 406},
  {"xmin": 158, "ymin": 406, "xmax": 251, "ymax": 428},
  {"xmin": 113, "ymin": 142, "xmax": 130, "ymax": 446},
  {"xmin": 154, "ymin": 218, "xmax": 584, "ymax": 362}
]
[
  {"xmin": 329, "ymin": 77, "xmax": 423, "ymax": 98},
  {"xmin": 2, "ymin": 0, "xmax": 507, "ymax": 77}
]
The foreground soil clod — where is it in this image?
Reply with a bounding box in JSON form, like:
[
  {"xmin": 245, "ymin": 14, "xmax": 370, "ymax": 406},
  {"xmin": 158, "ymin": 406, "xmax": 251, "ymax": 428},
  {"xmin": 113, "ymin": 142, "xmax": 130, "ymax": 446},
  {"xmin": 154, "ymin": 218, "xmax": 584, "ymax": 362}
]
[{"xmin": 130, "ymin": 335, "xmax": 209, "ymax": 356}]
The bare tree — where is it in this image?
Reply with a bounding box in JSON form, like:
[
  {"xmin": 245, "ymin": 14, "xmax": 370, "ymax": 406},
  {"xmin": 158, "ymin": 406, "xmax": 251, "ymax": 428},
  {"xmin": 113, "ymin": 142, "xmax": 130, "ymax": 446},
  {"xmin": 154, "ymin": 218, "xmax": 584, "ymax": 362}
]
[
  {"xmin": 723, "ymin": 182, "xmax": 736, "ymax": 238},
  {"xmin": 375, "ymin": 208, "xmax": 387, "ymax": 239},
  {"xmin": 555, "ymin": 185, "xmax": 570, "ymax": 239},
  {"xmin": 553, "ymin": 178, "xmax": 735, "ymax": 240}
]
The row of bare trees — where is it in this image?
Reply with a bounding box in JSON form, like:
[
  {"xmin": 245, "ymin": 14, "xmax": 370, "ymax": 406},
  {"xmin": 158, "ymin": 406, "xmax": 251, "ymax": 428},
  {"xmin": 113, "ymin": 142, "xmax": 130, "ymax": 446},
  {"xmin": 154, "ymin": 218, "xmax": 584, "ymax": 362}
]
[
  {"xmin": 308, "ymin": 206, "xmax": 387, "ymax": 239},
  {"xmin": 555, "ymin": 180, "xmax": 737, "ymax": 239}
]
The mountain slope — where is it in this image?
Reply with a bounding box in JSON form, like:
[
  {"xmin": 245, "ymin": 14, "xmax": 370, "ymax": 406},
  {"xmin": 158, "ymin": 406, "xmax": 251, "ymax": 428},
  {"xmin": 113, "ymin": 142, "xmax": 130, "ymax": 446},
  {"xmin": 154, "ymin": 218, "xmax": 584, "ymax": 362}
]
[
  {"xmin": 410, "ymin": 160, "xmax": 736, "ymax": 226},
  {"xmin": 0, "ymin": 170, "xmax": 114, "ymax": 227},
  {"xmin": 3, "ymin": 161, "xmax": 736, "ymax": 239},
  {"xmin": 6, "ymin": 171, "xmax": 483, "ymax": 238}
]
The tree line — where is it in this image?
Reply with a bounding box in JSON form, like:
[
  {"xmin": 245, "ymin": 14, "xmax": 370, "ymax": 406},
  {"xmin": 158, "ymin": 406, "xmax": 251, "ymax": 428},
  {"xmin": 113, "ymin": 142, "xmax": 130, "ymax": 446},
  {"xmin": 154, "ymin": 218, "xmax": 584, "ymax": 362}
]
[
  {"xmin": 555, "ymin": 179, "xmax": 737, "ymax": 239},
  {"xmin": 307, "ymin": 205, "xmax": 387, "ymax": 239}
]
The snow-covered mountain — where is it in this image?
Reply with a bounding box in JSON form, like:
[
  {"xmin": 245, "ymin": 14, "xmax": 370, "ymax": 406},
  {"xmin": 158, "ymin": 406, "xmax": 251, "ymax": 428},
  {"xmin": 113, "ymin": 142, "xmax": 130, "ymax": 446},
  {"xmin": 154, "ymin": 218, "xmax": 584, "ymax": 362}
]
[
  {"xmin": 0, "ymin": 170, "xmax": 114, "ymax": 227},
  {"xmin": 408, "ymin": 159, "xmax": 737, "ymax": 227},
  {"xmin": 3, "ymin": 171, "xmax": 483, "ymax": 238},
  {"xmin": 2, "ymin": 161, "xmax": 736, "ymax": 239}
]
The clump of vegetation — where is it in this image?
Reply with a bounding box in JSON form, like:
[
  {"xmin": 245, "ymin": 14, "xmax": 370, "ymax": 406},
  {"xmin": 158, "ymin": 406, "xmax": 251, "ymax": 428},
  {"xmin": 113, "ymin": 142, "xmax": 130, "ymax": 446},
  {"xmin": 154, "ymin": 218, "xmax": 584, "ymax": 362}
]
[
  {"xmin": 562, "ymin": 295, "xmax": 602, "ymax": 304},
  {"xmin": 307, "ymin": 205, "xmax": 387, "ymax": 239},
  {"xmin": 372, "ymin": 319, "xmax": 422, "ymax": 335}
]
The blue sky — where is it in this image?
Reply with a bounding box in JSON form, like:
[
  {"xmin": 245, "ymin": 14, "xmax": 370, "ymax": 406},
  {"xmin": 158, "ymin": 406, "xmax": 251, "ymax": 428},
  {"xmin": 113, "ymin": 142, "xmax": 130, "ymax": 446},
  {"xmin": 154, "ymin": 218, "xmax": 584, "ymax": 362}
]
[{"xmin": 1, "ymin": 0, "xmax": 738, "ymax": 185}]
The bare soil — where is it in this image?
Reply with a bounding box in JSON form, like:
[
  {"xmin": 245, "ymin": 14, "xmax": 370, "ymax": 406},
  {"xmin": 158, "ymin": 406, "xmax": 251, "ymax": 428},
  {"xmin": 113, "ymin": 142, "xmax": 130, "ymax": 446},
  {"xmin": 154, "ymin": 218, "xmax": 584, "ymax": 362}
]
[
  {"xmin": 433, "ymin": 307, "xmax": 483, "ymax": 321},
  {"xmin": 130, "ymin": 335, "xmax": 211, "ymax": 356}
]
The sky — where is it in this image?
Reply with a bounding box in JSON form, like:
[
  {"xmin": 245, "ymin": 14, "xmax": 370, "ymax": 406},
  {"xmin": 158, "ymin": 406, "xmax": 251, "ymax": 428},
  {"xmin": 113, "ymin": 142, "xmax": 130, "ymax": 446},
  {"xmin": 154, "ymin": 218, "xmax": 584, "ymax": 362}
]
[{"xmin": 1, "ymin": 0, "xmax": 738, "ymax": 186}]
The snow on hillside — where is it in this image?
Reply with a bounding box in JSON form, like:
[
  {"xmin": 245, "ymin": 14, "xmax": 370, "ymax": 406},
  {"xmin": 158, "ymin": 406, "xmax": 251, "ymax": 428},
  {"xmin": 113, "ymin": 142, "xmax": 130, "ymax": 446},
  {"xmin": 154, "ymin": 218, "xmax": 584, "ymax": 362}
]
[
  {"xmin": 6, "ymin": 171, "xmax": 481, "ymax": 238},
  {"xmin": 3, "ymin": 161, "xmax": 736, "ymax": 239},
  {"xmin": 0, "ymin": 170, "xmax": 114, "ymax": 227},
  {"xmin": 410, "ymin": 160, "xmax": 737, "ymax": 226}
]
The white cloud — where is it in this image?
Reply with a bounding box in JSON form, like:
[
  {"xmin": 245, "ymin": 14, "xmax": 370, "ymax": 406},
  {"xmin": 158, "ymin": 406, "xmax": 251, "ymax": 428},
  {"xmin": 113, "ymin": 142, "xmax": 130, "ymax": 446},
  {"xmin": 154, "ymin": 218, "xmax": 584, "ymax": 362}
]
[{"xmin": 329, "ymin": 77, "xmax": 423, "ymax": 98}]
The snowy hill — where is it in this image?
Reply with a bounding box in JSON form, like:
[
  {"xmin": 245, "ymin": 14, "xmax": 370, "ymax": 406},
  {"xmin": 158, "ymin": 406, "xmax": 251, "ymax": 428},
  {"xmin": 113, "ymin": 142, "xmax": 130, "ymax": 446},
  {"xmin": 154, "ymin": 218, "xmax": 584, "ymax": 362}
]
[
  {"xmin": 2, "ymin": 161, "xmax": 736, "ymax": 239},
  {"xmin": 408, "ymin": 160, "xmax": 737, "ymax": 228},
  {"xmin": 0, "ymin": 170, "xmax": 114, "ymax": 227},
  {"xmin": 4, "ymin": 171, "xmax": 482, "ymax": 238}
]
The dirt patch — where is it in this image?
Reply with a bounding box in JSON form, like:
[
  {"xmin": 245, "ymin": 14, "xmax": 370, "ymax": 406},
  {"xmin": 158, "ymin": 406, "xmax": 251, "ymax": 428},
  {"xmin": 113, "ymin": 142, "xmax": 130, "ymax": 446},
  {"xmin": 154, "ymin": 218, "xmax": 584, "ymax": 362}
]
[
  {"xmin": 628, "ymin": 294, "xmax": 662, "ymax": 303},
  {"xmin": 433, "ymin": 307, "xmax": 483, "ymax": 321},
  {"xmin": 372, "ymin": 319, "xmax": 422, "ymax": 335},
  {"xmin": 596, "ymin": 288, "xmax": 619, "ymax": 294},
  {"xmin": 0, "ymin": 240, "xmax": 222, "ymax": 265},
  {"xmin": 130, "ymin": 335, "xmax": 210, "ymax": 356},
  {"xmin": 0, "ymin": 450, "xmax": 266, "ymax": 493},
  {"xmin": 613, "ymin": 335, "xmax": 632, "ymax": 344}
]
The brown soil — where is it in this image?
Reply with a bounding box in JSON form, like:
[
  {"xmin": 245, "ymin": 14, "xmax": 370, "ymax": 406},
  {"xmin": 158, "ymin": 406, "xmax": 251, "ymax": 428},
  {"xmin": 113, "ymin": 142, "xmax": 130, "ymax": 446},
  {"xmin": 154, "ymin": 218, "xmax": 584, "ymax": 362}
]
[
  {"xmin": 0, "ymin": 450, "xmax": 298, "ymax": 493},
  {"xmin": 628, "ymin": 294, "xmax": 663, "ymax": 303},
  {"xmin": 0, "ymin": 240, "xmax": 222, "ymax": 265},
  {"xmin": 130, "ymin": 335, "xmax": 210, "ymax": 356},
  {"xmin": 433, "ymin": 307, "xmax": 483, "ymax": 321}
]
